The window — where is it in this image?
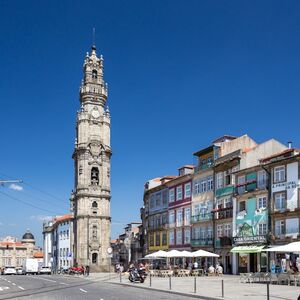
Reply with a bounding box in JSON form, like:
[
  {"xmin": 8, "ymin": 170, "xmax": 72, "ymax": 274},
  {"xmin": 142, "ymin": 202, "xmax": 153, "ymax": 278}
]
[
  {"xmin": 176, "ymin": 209, "xmax": 183, "ymax": 227},
  {"xmin": 224, "ymin": 197, "xmax": 232, "ymax": 208},
  {"xmin": 274, "ymin": 192, "xmax": 286, "ymax": 210},
  {"xmin": 275, "ymin": 220, "xmax": 285, "ymax": 237},
  {"xmin": 92, "ymin": 253, "xmax": 98, "ymax": 264},
  {"xmin": 92, "ymin": 201, "xmax": 98, "ymax": 208},
  {"xmin": 258, "ymin": 223, "xmax": 267, "ymax": 235},
  {"xmin": 92, "ymin": 69, "xmax": 98, "ymax": 79},
  {"xmin": 216, "ymin": 172, "xmax": 223, "ymax": 189},
  {"xmin": 257, "ymin": 170, "xmax": 267, "ymax": 189},
  {"xmin": 149, "ymin": 195, "xmax": 155, "ymax": 209},
  {"xmin": 217, "ymin": 225, "xmax": 223, "ymax": 238},
  {"xmin": 162, "ymin": 213, "xmax": 167, "ymax": 225},
  {"xmin": 176, "ymin": 186, "xmax": 183, "ymax": 200},
  {"xmin": 225, "ymin": 170, "xmax": 231, "ymax": 186},
  {"xmin": 169, "ymin": 230, "xmax": 174, "ymax": 245},
  {"xmin": 184, "ymin": 229, "xmax": 191, "ymax": 244},
  {"xmin": 257, "ymin": 196, "xmax": 267, "ymax": 209},
  {"xmin": 169, "ymin": 188, "xmax": 175, "ymax": 203},
  {"xmin": 194, "ymin": 204, "xmax": 200, "ymax": 216},
  {"xmin": 201, "ymin": 179, "xmax": 207, "ymax": 193},
  {"xmin": 155, "ymin": 193, "xmax": 161, "ymax": 207},
  {"xmin": 194, "ymin": 181, "xmax": 200, "ymax": 195},
  {"xmin": 193, "ymin": 226, "xmax": 200, "ymax": 239},
  {"xmin": 274, "ymin": 166, "xmax": 285, "ymax": 183},
  {"xmin": 149, "ymin": 233, "xmax": 154, "ymax": 246},
  {"xmin": 169, "ymin": 210, "xmax": 175, "ymax": 227},
  {"xmin": 184, "ymin": 183, "xmax": 191, "ymax": 198},
  {"xmin": 239, "ymin": 201, "xmax": 246, "ymax": 212},
  {"xmin": 207, "ymin": 226, "xmax": 213, "ymax": 238},
  {"xmin": 92, "ymin": 225, "xmax": 97, "ymax": 240},
  {"xmin": 237, "ymin": 175, "xmax": 245, "ymax": 194},
  {"xmin": 176, "ymin": 230, "xmax": 182, "ymax": 245},
  {"xmin": 91, "ymin": 167, "xmax": 99, "ymax": 185},
  {"xmin": 162, "ymin": 232, "xmax": 167, "ymax": 246},
  {"xmin": 155, "ymin": 232, "xmax": 160, "ymax": 246},
  {"xmin": 286, "ymin": 218, "xmax": 299, "ymax": 238},
  {"xmin": 162, "ymin": 190, "xmax": 168, "ymax": 205},
  {"xmin": 207, "ymin": 176, "xmax": 213, "ymax": 191},
  {"xmin": 224, "ymin": 224, "xmax": 231, "ymax": 237},
  {"xmin": 184, "ymin": 208, "xmax": 191, "ymax": 226}
]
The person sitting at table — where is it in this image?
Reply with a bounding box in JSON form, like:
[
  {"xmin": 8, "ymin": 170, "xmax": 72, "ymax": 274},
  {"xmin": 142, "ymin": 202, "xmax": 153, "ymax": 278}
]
[
  {"xmin": 208, "ymin": 264, "xmax": 215, "ymax": 275},
  {"xmin": 216, "ymin": 264, "xmax": 223, "ymax": 276},
  {"xmin": 193, "ymin": 261, "xmax": 199, "ymax": 269}
]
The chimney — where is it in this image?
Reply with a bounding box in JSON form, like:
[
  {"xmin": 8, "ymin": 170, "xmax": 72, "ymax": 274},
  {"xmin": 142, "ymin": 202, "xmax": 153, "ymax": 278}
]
[{"xmin": 288, "ymin": 141, "xmax": 292, "ymax": 149}]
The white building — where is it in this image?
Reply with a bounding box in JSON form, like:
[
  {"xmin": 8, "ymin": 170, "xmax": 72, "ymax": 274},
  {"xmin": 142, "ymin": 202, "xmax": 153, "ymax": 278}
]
[{"xmin": 43, "ymin": 214, "xmax": 73, "ymax": 271}]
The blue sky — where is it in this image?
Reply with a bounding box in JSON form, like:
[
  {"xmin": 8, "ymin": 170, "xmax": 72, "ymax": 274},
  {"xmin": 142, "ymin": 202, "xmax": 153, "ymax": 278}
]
[{"xmin": 1, "ymin": 0, "xmax": 300, "ymax": 246}]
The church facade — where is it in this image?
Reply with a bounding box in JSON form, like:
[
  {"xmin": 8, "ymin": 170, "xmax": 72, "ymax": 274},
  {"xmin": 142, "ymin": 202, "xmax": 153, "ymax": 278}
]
[{"xmin": 71, "ymin": 45, "xmax": 111, "ymax": 272}]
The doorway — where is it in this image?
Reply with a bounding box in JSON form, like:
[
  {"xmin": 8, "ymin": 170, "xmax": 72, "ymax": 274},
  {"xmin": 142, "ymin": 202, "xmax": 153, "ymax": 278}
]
[{"xmin": 249, "ymin": 253, "xmax": 257, "ymax": 272}]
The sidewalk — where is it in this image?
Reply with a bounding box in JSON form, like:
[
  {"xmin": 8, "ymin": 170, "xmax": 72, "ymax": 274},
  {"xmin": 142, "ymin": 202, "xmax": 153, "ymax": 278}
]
[{"xmin": 104, "ymin": 274, "xmax": 300, "ymax": 300}]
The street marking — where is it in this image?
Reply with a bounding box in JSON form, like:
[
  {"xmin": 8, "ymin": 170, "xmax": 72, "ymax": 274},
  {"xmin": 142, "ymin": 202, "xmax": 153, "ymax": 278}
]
[
  {"xmin": 18, "ymin": 286, "xmax": 25, "ymax": 290},
  {"xmin": 80, "ymin": 288, "xmax": 87, "ymax": 293},
  {"xmin": 34, "ymin": 277, "xmax": 56, "ymax": 283},
  {"xmin": 60, "ymin": 282, "xmax": 69, "ymax": 285},
  {"xmin": 0, "ymin": 287, "xmax": 9, "ymax": 291},
  {"xmin": 12, "ymin": 283, "xmax": 16, "ymax": 286},
  {"xmin": 7, "ymin": 281, "xmax": 11, "ymax": 283}
]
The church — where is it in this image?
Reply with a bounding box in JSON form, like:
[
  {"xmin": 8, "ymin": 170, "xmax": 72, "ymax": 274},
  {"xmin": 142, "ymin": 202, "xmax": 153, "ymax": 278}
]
[{"xmin": 71, "ymin": 44, "xmax": 112, "ymax": 272}]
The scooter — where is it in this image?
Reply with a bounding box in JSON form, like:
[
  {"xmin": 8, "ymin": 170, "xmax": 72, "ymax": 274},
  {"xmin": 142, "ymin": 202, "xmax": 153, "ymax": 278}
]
[{"xmin": 128, "ymin": 268, "xmax": 147, "ymax": 283}]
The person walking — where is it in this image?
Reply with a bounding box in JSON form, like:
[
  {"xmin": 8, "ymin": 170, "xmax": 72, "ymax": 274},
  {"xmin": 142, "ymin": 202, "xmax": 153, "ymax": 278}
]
[{"xmin": 85, "ymin": 265, "xmax": 90, "ymax": 277}]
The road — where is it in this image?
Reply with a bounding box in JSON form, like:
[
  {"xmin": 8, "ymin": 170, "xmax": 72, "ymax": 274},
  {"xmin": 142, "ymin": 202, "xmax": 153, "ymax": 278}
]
[{"xmin": 0, "ymin": 274, "xmax": 196, "ymax": 300}]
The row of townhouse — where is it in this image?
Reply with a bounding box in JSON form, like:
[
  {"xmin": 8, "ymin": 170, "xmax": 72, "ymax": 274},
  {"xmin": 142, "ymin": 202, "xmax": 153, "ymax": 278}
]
[{"xmin": 142, "ymin": 134, "xmax": 300, "ymax": 274}]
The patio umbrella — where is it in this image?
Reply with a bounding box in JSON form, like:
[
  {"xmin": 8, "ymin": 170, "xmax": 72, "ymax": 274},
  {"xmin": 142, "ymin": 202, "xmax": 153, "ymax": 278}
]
[
  {"xmin": 165, "ymin": 249, "xmax": 184, "ymax": 257},
  {"xmin": 192, "ymin": 249, "xmax": 219, "ymax": 257},
  {"xmin": 144, "ymin": 250, "xmax": 168, "ymax": 258},
  {"xmin": 180, "ymin": 250, "xmax": 194, "ymax": 257},
  {"xmin": 265, "ymin": 241, "xmax": 300, "ymax": 253}
]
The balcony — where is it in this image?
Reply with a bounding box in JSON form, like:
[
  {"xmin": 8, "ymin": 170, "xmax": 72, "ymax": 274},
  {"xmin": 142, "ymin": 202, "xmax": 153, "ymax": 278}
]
[
  {"xmin": 194, "ymin": 162, "xmax": 214, "ymax": 173},
  {"xmin": 191, "ymin": 213, "xmax": 212, "ymax": 223},
  {"xmin": 215, "ymin": 236, "xmax": 232, "ymax": 247},
  {"xmin": 215, "ymin": 186, "xmax": 234, "ymax": 198},
  {"xmin": 191, "ymin": 238, "xmax": 213, "ymax": 247},
  {"xmin": 213, "ymin": 207, "xmax": 233, "ymax": 220}
]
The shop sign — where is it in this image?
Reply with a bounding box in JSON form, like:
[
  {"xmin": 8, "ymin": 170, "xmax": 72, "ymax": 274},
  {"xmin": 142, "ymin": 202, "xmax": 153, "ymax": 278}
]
[
  {"xmin": 233, "ymin": 235, "xmax": 267, "ymax": 246},
  {"xmin": 272, "ymin": 181, "xmax": 300, "ymax": 190}
]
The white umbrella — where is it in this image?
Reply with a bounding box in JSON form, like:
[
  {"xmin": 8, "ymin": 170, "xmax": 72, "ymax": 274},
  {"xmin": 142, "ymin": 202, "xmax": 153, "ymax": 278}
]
[
  {"xmin": 265, "ymin": 241, "xmax": 300, "ymax": 253},
  {"xmin": 166, "ymin": 249, "xmax": 183, "ymax": 258},
  {"xmin": 192, "ymin": 249, "xmax": 219, "ymax": 257},
  {"xmin": 145, "ymin": 250, "xmax": 168, "ymax": 258},
  {"xmin": 180, "ymin": 250, "xmax": 194, "ymax": 258}
]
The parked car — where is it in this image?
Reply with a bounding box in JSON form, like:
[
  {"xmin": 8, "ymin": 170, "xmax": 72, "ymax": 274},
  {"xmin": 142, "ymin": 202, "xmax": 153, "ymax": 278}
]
[
  {"xmin": 3, "ymin": 267, "xmax": 16, "ymax": 275},
  {"xmin": 39, "ymin": 267, "xmax": 51, "ymax": 275},
  {"xmin": 16, "ymin": 267, "xmax": 25, "ymax": 275}
]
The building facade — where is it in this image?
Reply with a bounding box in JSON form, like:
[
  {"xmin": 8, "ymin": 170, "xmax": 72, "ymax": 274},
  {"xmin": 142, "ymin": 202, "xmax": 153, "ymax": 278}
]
[
  {"xmin": 43, "ymin": 214, "xmax": 74, "ymax": 271},
  {"xmin": 167, "ymin": 166, "xmax": 193, "ymax": 251},
  {"xmin": 0, "ymin": 231, "xmax": 41, "ymax": 268},
  {"xmin": 71, "ymin": 45, "xmax": 111, "ymax": 271}
]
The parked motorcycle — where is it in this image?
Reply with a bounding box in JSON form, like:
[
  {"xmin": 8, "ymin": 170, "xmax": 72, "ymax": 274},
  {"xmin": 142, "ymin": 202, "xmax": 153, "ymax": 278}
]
[{"xmin": 128, "ymin": 268, "xmax": 147, "ymax": 283}]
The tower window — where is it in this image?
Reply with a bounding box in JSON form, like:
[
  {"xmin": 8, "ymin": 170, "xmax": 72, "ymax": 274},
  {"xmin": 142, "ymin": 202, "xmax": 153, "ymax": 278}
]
[
  {"xmin": 91, "ymin": 167, "xmax": 99, "ymax": 185},
  {"xmin": 92, "ymin": 253, "xmax": 98, "ymax": 264},
  {"xmin": 92, "ymin": 201, "xmax": 98, "ymax": 208},
  {"xmin": 92, "ymin": 70, "xmax": 98, "ymax": 79},
  {"xmin": 92, "ymin": 225, "xmax": 97, "ymax": 240}
]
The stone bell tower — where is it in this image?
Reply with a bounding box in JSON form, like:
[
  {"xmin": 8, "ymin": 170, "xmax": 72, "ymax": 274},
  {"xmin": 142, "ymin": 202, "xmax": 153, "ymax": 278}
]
[{"xmin": 72, "ymin": 45, "xmax": 111, "ymax": 272}]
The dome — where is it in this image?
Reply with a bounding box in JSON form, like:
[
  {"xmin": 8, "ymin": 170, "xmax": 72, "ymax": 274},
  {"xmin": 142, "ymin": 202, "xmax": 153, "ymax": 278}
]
[{"xmin": 22, "ymin": 231, "xmax": 34, "ymax": 240}]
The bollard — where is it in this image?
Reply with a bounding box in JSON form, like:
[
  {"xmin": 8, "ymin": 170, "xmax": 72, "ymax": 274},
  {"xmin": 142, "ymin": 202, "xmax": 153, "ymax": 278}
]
[
  {"xmin": 194, "ymin": 276, "xmax": 196, "ymax": 293},
  {"xmin": 169, "ymin": 276, "xmax": 172, "ymax": 290},
  {"xmin": 150, "ymin": 273, "xmax": 152, "ymax": 287},
  {"xmin": 267, "ymin": 282, "xmax": 270, "ymax": 300},
  {"xmin": 221, "ymin": 279, "xmax": 224, "ymax": 298},
  {"xmin": 120, "ymin": 272, "xmax": 122, "ymax": 283}
]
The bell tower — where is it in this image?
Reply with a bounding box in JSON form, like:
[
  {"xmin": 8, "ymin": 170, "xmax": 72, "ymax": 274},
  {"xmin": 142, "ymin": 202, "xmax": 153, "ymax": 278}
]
[{"xmin": 72, "ymin": 45, "xmax": 111, "ymax": 272}]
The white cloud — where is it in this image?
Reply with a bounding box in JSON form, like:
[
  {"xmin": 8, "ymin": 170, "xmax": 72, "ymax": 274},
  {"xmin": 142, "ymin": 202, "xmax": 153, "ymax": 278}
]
[
  {"xmin": 9, "ymin": 183, "xmax": 23, "ymax": 191},
  {"xmin": 30, "ymin": 215, "xmax": 52, "ymax": 222}
]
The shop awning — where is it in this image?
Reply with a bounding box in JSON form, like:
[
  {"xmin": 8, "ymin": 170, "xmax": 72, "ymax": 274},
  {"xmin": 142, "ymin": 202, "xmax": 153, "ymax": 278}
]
[{"xmin": 230, "ymin": 245, "xmax": 265, "ymax": 254}]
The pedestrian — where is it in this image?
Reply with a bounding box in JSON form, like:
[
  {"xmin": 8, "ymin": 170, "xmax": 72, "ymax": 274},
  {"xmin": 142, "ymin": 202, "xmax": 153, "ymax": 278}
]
[
  {"xmin": 85, "ymin": 265, "xmax": 90, "ymax": 277},
  {"xmin": 193, "ymin": 260, "xmax": 198, "ymax": 270}
]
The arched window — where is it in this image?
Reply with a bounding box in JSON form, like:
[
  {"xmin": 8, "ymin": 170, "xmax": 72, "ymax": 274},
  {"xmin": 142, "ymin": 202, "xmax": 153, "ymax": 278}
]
[
  {"xmin": 91, "ymin": 167, "xmax": 99, "ymax": 185},
  {"xmin": 92, "ymin": 201, "xmax": 98, "ymax": 208},
  {"xmin": 92, "ymin": 253, "xmax": 98, "ymax": 264},
  {"xmin": 92, "ymin": 70, "xmax": 98, "ymax": 79}
]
